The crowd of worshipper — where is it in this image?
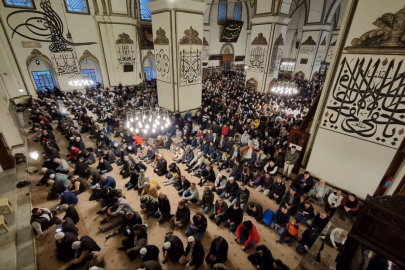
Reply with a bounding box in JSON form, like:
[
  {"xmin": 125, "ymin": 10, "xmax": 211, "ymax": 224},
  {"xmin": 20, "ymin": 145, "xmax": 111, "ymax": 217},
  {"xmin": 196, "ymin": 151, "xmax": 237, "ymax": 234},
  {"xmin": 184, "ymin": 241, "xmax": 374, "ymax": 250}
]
[{"xmin": 28, "ymin": 71, "xmax": 361, "ymax": 270}]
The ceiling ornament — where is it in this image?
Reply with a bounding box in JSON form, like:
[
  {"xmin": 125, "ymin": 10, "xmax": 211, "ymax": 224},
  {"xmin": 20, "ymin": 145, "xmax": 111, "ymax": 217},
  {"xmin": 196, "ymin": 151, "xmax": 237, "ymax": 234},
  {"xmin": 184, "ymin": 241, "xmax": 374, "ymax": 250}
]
[
  {"xmin": 179, "ymin": 26, "xmax": 202, "ymax": 45},
  {"xmin": 251, "ymin": 33, "xmax": 268, "ymax": 45},
  {"xmin": 301, "ymin": 36, "xmax": 317, "ymax": 46},
  {"xmin": 321, "ymin": 37, "xmax": 327, "ymax": 46},
  {"xmin": 345, "ymin": 6, "xmax": 405, "ymax": 54},
  {"xmin": 116, "ymin": 32, "xmax": 134, "ymax": 44},
  {"xmin": 154, "ymin": 27, "xmax": 169, "ymax": 45}
]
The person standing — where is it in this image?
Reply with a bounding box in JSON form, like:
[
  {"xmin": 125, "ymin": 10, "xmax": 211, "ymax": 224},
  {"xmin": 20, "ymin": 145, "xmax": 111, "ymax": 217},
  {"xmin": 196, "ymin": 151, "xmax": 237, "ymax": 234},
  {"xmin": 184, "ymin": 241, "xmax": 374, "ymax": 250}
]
[{"xmin": 283, "ymin": 146, "xmax": 299, "ymax": 179}]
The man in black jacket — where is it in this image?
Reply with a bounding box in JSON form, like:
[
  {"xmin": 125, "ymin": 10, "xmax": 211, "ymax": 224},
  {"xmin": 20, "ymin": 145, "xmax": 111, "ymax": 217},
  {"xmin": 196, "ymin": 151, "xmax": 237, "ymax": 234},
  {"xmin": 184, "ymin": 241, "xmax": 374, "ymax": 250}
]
[
  {"xmin": 197, "ymin": 165, "xmax": 216, "ymax": 186},
  {"xmin": 170, "ymin": 201, "xmax": 190, "ymax": 230},
  {"xmin": 162, "ymin": 233, "xmax": 184, "ymax": 264},
  {"xmin": 55, "ymin": 217, "xmax": 78, "ymax": 236},
  {"xmin": 224, "ymin": 202, "xmax": 243, "ymax": 232},
  {"xmin": 291, "ymin": 171, "xmax": 314, "ymax": 195},
  {"xmin": 270, "ymin": 206, "xmax": 290, "ymax": 235},
  {"xmin": 154, "ymin": 154, "xmax": 168, "ymax": 176},
  {"xmin": 154, "ymin": 193, "xmax": 172, "ymax": 224},
  {"xmin": 139, "ymin": 245, "xmax": 160, "ymax": 263},
  {"xmin": 185, "ymin": 212, "xmax": 207, "ymax": 241},
  {"xmin": 60, "ymin": 204, "xmax": 80, "ymax": 224},
  {"xmin": 68, "ymin": 235, "xmax": 101, "ymax": 270},
  {"xmin": 247, "ymin": 245, "xmax": 274, "ymax": 270},
  {"xmin": 222, "ymin": 177, "xmax": 239, "ymax": 202},
  {"xmin": 269, "ymin": 177, "xmax": 286, "ymax": 204},
  {"xmin": 179, "ymin": 236, "xmax": 205, "ymax": 269},
  {"xmin": 280, "ymin": 187, "xmax": 301, "ymax": 215},
  {"xmin": 247, "ymin": 202, "xmax": 264, "ymax": 222},
  {"xmin": 205, "ymin": 236, "xmax": 229, "ymax": 267}
]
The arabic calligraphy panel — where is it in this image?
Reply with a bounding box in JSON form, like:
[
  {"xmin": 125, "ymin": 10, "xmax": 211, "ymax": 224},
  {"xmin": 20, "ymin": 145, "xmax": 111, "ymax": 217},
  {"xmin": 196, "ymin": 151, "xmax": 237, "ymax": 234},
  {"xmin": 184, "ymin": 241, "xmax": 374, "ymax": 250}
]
[
  {"xmin": 326, "ymin": 45, "xmax": 335, "ymax": 63},
  {"xmin": 155, "ymin": 45, "xmax": 171, "ymax": 83},
  {"xmin": 321, "ymin": 54, "xmax": 405, "ymax": 149},
  {"xmin": 202, "ymin": 46, "xmax": 209, "ymax": 62},
  {"xmin": 248, "ymin": 45, "xmax": 266, "ymax": 73},
  {"xmin": 51, "ymin": 52, "xmax": 79, "ymax": 76},
  {"xmin": 268, "ymin": 46, "xmax": 283, "ymax": 75},
  {"xmin": 115, "ymin": 44, "xmax": 136, "ymax": 65},
  {"xmin": 179, "ymin": 45, "xmax": 202, "ymax": 87},
  {"xmin": 300, "ymin": 45, "xmax": 316, "ymax": 55},
  {"xmin": 314, "ymin": 45, "xmax": 325, "ymax": 68}
]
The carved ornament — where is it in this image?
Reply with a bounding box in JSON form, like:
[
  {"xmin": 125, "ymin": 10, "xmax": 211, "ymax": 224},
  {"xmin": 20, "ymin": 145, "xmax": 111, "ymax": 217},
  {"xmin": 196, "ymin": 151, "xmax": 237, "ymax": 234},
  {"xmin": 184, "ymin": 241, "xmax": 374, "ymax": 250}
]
[
  {"xmin": 301, "ymin": 36, "xmax": 316, "ymax": 46},
  {"xmin": 274, "ymin": 34, "xmax": 284, "ymax": 46},
  {"xmin": 251, "ymin": 33, "xmax": 268, "ymax": 45},
  {"xmin": 26, "ymin": 49, "xmax": 52, "ymax": 66},
  {"xmin": 116, "ymin": 32, "xmax": 134, "ymax": 44},
  {"xmin": 154, "ymin": 27, "xmax": 169, "ymax": 45},
  {"xmin": 179, "ymin": 26, "xmax": 202, "ymax": 45}
]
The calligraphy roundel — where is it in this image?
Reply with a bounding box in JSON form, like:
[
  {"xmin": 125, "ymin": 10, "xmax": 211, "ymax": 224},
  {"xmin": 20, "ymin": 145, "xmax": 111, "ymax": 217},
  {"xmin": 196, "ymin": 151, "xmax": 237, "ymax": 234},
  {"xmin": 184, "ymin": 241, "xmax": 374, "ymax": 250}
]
[{"xmin": 155, "ymin": 46, "xmax": 171, "ymax": 83}]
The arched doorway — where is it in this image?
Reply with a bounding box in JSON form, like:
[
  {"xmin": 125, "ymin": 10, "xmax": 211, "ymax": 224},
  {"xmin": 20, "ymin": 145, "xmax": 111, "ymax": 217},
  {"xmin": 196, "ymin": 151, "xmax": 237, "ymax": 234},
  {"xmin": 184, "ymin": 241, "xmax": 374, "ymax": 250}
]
[
  {"xmin": 26, "ymin": 49, "xmax": 59, "ymax": 92},
  {"xmin": 142, "ymin": 51, "xmax": 157, "ymax": 81},
  {"xmin": 79, "ymin": 50, "xmax": 103, "ymax": 86}
]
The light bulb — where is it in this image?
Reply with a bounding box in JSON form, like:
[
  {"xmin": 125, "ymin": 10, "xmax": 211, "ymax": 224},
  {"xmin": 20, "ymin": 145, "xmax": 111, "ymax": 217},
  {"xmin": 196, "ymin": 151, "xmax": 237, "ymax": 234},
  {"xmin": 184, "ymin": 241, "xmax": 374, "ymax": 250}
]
[
  {"xmin": 161, "ymin": 126, "xmax": 164, "ymax": 130},
  {"xmin": 143, "ymin": 129, "xmax": 147, "ymax": 134},
  {"xmin": 135, "ymin": 116, "xmax": 139, "ymax": 120},
  {"xmin": 157, "ymin": 115, "xmax": 161, "ymax": 119},
  {"xmin": 130, "ymin": 127, "xmax": 134, "ymax": 131},
  {"xmin": 30, "ymin": 151, "xmax": 39, "ymax": 160},
  {"xmin": 153, "ymin": 124, "xmax": 156, "ymax": 128},
  {"xmin": 152, "ymin": 128, "xmax": 156, "ymax": 133},
  {"xmin": 135, "ymin": 128, "xmax": 139, "ymax": 133},
  {"xmin": 130, "ymin": 118, "xmax": 134, "ymax": 122},
  {"xmin": 146, "ymin": 124, "xmax": 150, "ymax": 129}
]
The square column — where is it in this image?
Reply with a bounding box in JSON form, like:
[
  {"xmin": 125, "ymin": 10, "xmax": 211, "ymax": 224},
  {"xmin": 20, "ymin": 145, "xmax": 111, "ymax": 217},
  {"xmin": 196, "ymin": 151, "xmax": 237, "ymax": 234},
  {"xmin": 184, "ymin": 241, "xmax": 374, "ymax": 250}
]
[
  {"xmin": 245, "ymin": 16, "xmax": 290, "ymax": 93},
  {"xmin": 148, "ymin": 0, "xmax": 206, "ymax": 112}
]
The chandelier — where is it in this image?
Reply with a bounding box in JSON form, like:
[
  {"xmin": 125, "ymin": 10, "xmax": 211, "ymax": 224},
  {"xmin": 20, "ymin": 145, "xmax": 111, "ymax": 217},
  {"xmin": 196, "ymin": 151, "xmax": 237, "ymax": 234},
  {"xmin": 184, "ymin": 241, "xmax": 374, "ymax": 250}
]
[
  {"xmin": 126, "ymin": 107, "xmax": 171, "ymax": 134},
  {"xmin": 270, "ymin": 81, "xmax": 299, "ymax": 96},
  {"xmin": 68, "ymin": 73, "xmax": 94, "ymax": 87}
]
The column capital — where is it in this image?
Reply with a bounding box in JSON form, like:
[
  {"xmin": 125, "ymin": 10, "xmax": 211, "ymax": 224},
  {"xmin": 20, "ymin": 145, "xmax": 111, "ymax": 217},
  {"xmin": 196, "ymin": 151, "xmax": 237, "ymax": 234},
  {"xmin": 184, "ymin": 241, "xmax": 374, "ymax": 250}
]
[
  {"xmin": 148, "ymin": 0, "xmax": 206, "ymax": 14},
  {"xmin": 251, "ymin": 16, "xmax": 290, "ymax": 26},
  {"xmin": 302, "ymin": 25, "xmax": 332, "ymax": 32}
]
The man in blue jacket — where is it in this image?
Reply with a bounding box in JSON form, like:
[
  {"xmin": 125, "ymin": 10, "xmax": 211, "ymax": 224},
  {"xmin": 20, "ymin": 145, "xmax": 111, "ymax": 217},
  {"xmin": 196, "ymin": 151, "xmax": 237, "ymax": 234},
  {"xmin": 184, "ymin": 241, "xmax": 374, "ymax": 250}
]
[{"xmin": 99, "ymin": 175, "xmax": 116, "ymax": 189}]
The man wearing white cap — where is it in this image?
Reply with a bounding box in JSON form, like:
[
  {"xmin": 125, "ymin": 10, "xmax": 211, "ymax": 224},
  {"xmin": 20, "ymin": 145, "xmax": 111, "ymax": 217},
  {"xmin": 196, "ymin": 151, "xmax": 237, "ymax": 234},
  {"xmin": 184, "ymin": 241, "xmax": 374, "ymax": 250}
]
[
  {"xmin": 139, "ymin": 245, "xmax": 159, "ymax": 263},
  {"xmin": 162, "ymin": 233, "xmax": 184, "ymax": 264},
  {"xmin": 178, "ymin": 236, "xmax": 205, "ymax": 270},
  {"xmin": 65, "ymin": 235, "xmax": 100, "ymax": 270},
  {"xmin": 37, "ymin": 167, "xmax": 56, "ymax": 186},
  {"xmin": 54, "ymin": 231, "xmax": 78, "ymax": 262}
]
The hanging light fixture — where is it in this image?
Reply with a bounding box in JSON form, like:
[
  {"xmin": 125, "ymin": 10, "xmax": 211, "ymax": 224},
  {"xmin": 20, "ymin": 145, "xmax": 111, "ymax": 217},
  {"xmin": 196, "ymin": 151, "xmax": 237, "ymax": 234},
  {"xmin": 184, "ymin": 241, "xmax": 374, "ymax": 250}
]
[
  {"xmin": 271, "ymin": 81, "xmax": 299, "ymax": 96},
  {"xmin": 68, "ymin": 74, "xmax": 94, "ymax": 87},
  {"xmin": 126, "ymin": 107, "xmax": 170, "ymax": 135}
]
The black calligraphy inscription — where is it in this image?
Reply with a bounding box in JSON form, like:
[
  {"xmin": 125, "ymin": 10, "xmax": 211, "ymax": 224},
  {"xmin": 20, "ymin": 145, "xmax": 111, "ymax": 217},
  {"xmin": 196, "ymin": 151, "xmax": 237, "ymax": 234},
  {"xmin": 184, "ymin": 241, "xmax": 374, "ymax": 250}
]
[
  {"xmin": 6, "ymin": 0, "xmax": 96, "ymax": 53},
  {"xmin": 322, "ymin": 55, "xmax": 405, "ymax": 149},
  {"xmin": 180, "ymin": 46, "xmax": 201, "ymax": 86},
  {"xmin": 249, "ymin": 46, "xmax": 266, "ymax": 73},
  {"xmin": 220, "ymin": 20, "xmax": 244, "ymax": 43},
  {"xmin": 51, "ymin": 52, "xmax": 79, "ymax": 76},
  {"xmin": 156, "ymin": 48, "xmax": 170, "ymax": 82},
  {"xmin": 116, "ymin": 44, "xmax": 136, "ymax": 65}
]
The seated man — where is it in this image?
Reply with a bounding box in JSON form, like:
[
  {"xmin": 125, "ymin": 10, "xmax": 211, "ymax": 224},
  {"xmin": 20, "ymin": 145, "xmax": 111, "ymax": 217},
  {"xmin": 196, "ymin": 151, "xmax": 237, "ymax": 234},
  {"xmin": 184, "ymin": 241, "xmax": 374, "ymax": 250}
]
[
  {"xmin": 140, "ymin": 195, "xmax": 159, "ymax": 218},
  {"xmin": 68, "ymin": 236, "xmax": 101, "ymax": 270},
  {"xmin": 59, "ymin": 190, "xmax": 78, "ymax": 206},
  {"xmin": 60, "ymin": 204, "xmax": 80, "ymax": 224},
  {"xmin": 118, "ymin": 224, "xmax": 148, "ymax": 261},
  {"xmin": 224, "ymin": 202, "xmax": 243, "ymax": 233},
  {"xmin": 185, "ymin": 212, "xmax": 207, "ymax": 241},
  {"xmin": 291, "ymin": 171, "xmax": 313, "ymax": 195},
  {"xmin": 269, "ymin": 205, "xmax": 290, "ymax": 235},
  {"xmin": 236, "ymin": 220, "xmax": 260, "ymax": 251},
  {"xmin": 205, "ymin": 236, "xmax": 229, "ymax": 268},
  {"xmin": 307, "ymin": 211, "xmax": 330, "ymax": 232},
  {"xmin": 154, "ymin": 154, "xmax": 168, "ymax": 176},
  {"xmin": 139, "ymin": 245, "xmax": 160, "ymax": 263},
  {"xmin": 162, "ymin": 232, "xmax": 184, "ymax": 264},
  {"xmin": 196, "ymin": 187, "xmax": 215, "ymax": 214},
  {"xmin": 211, "ymin": 174, "xmax": 227, "ymax": 196},
  {"xmin": 196, "ymin": 165, "xmax": 216, "ymax": 187},
  {"xmin": 246, "ymin": 202, "xmax": 264, "ymax": 222},
  {"xmin": 68, "ymin": 175, "xmax": 85, "ymax": 195},
  {"xmin": 280, "ymin": 188, "xmax": 301, "ymax": 215},
  {"xmin": 182, "ymin": 182, "xmax": 199, "ymax": 203},
  {"xmin": 31, "ymin": 207, "xmax": 58, "ymax": 239},
  {"xmin": 323, "ymin": 227, "xmax": 347, "ymax": 251},
  {"xmin": 209, "ymin": 196, "xmax": 228, "ymax": 226},
  {"xmin": 154, "ymin": 193, "xmax": 172, "ymax": 224},
  {"xmin": 247, "ymin": 245, "xmax": 274, "ymax": 270},
  {"xmin": 307, "ymin": 179, "xmax": 330, "ymax": 205},
  {"xmin": 54, "ymin": 232, "xmax": 78, "ymax": 262},
  {"xmin": 54, "ymin": 217, "xmax": 78, "ymax": 236},
  {"xmin": 170, "ymin": 201, "xmax": 190, "ymax": 230},
  {"xmin": 296, "ymin": 228, "xmax": 318, "ymax": 255},
  {"xmin": 179, "ymin": 236, "xmax": 205, "ymax": 270},
  {"xmin": 295, "ymin": 200, "xmax": 314, "ymax": 224},
  {"xmin": 339, "ymin": 193, "xmax": 360, "ymax": 221}
]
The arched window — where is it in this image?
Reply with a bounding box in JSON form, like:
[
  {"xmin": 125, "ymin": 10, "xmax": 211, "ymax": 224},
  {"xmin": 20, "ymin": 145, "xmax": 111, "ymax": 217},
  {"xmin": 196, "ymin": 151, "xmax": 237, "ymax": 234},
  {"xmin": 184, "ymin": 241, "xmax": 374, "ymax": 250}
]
[
  {"xmin": 139, "ymin": 0, "xmax": 151, "ymax": 21},
  {"xmin": 64, "ymin": 0, "xmax": 89, "ymax": 14},
  {"xmin": 233, "ymin": 2, "xmax": 242, "ymax": 21},
  {"xmin": 218, "ymin": 0, "xmax": 227, "ymax": 25},
  {"xmin": 3, "ymin": 0, "xmax": 35, "ymax": 9}
]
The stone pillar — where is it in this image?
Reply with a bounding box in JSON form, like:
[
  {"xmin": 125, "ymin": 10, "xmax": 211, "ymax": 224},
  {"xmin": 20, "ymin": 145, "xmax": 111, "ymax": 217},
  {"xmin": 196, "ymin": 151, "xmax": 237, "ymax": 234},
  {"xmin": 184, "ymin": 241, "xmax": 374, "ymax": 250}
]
[
  {"xmin": 148, "ymin": 0, "xmax": 206, "ymax": 112},
  {"xmin": 306, "ymin": 0, "xmax": 405, "ymax": 198},
  {"xmin": 245, "ymin": 16, "xmax": 290, "ymax": 93},
  {"xmin": 293, "ymin": 25, "xmax": 331, "ymax": 80}
]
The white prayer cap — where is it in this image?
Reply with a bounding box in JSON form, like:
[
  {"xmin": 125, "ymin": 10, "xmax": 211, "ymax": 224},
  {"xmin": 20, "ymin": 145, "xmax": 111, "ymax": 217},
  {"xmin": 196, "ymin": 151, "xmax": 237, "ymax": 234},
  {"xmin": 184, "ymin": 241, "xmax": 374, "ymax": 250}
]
[
  {"xmin": 229, "ymin": 177, "xmax": 234, "ymax": 180},
  {"xmin": 114, "ymin": 143, "xmax": 118, "ymax": 147},
  {"xmin": 139, "ymin": 247, "xmax": 147, "ymax": 255},
  {"xmin": 71, "ymin": 241, "xmax": 81, "ymax": 249},
  {"xmin": 61, "ymin": 204, "xmax": 69, "ymax": 211},
  {"xmin": 218, "ymin": 173, "xmax": 222, "ymax": 177},
  {"xmin": 41, "ymin": 167, "xmax": 47, "ymax": 172},
  {"xmin": 70, "ymin": 137, "xmax": 74, "ymax": 140},
  {"xmin": 55, "ymin": 232, "xmax": 65, "ymax": 240},
  {"xmin": 128, "ymin": 146, "xmax": 132, "ymax": 150},
  {"xmin": 50, "ymin": 174, "xmax": 55, "ymax": 179},
  {"xmin": 188, "ymin": 236, "xmax": 195, "ymax": 242},
  {"xmin": 163, "ymin": 242, "xmax": 171, "ymax": 250}
]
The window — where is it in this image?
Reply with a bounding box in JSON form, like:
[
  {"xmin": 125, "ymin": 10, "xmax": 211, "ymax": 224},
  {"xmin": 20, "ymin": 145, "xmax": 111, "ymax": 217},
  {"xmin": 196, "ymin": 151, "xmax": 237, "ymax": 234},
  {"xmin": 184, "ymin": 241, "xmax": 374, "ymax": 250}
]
[
  {"xmin": 139, "ymin": 0, "xmax": 151, "ymax": 21},
  {"xmin": 81, "ymin": 69, "xmax": 96, "ymax": 83},
  {"xmin": 233, "ymin": 2, "xmax": 242, "ymax": 21},
  {"xmin": 32, "ymin": 71, "xmax": 55, "ymax": 91},
  {"xmin": 218, "ymin": 0, "xmax": 227, "ymax": 25},
  {"xmin": 3, "ymin": 0, "xmax": 35, "ymax": 9},
  {"xmin": 143, "ymin": 67, "xmax": 151, "ymax": 80},
  {"xmin": 65, "ymin": 0, "xmax": 89, "ymax": 14}
]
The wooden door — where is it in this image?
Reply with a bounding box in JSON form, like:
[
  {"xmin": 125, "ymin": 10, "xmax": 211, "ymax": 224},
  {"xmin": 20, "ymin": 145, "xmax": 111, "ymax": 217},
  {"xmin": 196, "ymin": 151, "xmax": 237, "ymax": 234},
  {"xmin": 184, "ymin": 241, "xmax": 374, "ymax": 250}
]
[{"xmin": 0, "ymin": 134, "xmax": 15, "ymax": 170}]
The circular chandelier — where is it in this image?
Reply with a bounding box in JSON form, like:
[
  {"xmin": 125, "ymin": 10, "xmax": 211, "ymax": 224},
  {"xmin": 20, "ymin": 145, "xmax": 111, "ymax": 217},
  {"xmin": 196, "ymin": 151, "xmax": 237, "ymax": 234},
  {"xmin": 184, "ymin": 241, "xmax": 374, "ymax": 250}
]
[
  {"xmin": 68, "ymin": 74, "xmax": 94, "ymax": 87},
  {"xmin": 126, "ymin": 107, "xmax": 171, "ymax": 134},
  {"xmin": 271, "ymin": 81, "xmax": 299, "ymax": 96}
]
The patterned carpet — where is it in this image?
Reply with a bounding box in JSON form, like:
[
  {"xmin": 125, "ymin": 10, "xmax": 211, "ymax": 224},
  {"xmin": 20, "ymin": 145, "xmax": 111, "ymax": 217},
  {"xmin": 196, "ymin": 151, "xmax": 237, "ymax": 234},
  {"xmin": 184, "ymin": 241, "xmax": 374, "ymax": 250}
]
[{"xmin": 75, "ymin": 205, "xmax": 89, "ymax": 237}]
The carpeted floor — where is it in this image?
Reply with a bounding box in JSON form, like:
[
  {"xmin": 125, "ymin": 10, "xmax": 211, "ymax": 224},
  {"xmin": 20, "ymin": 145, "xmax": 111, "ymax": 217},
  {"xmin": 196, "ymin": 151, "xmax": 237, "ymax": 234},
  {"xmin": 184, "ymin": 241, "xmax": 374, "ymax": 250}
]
[{"xmin": 25, "ymin": 106, "xmax": 309, "ymax": 270}]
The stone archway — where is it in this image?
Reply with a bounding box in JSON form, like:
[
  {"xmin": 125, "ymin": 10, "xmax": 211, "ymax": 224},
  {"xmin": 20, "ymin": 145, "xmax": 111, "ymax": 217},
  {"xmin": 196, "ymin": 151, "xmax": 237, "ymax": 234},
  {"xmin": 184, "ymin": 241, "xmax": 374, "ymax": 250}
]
[
  {"xmin": 268, "ymin": 78, "xmax": 277, "ymax": 93},
  {"xmin": 246, "ymin": 77, "xmax": 258, "ymax": 92}
]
